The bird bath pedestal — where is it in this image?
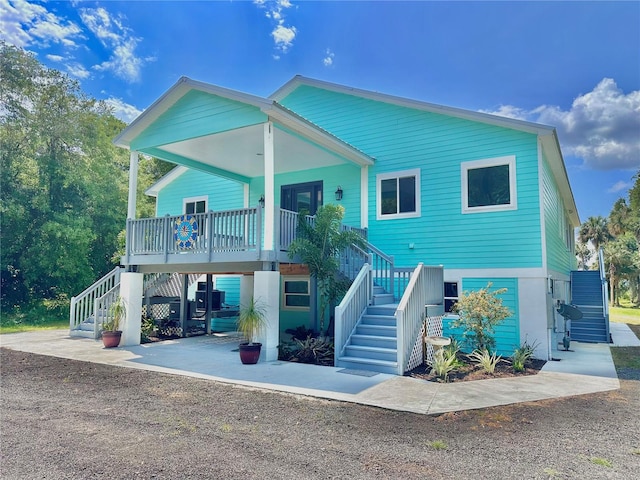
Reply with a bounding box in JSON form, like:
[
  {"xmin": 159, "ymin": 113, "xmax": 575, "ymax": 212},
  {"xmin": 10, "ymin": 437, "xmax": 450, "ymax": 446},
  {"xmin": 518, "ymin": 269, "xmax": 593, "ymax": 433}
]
[{"xmin": 424, "ymin": 335, "xmax": 451, "ymax": 363}]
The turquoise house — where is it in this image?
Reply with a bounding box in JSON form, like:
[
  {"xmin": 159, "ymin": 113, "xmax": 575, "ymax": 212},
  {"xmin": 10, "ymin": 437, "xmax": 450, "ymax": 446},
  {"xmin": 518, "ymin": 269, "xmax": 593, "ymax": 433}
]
[{"xmin": 70, "ymin": 76, "xmax": 582, "ymax": 374}]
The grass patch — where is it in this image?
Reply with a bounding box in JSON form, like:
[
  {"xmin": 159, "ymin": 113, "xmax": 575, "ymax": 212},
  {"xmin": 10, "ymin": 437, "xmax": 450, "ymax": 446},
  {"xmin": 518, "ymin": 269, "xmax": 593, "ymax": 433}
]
[
  {"xmin": 589, "ymin": 457, "xmax": 612, "ymax": 468},
  {"xmin": 610, "ymin": 305, "xmax": 640, "ymax": 325},
  {"xmin": 1, "ymin": 303, "xmax": 69, "ymax": 334},
  {"xmin": 610, "ymin": 347, "xmax": 640, "ymax": 370},
  {"xmin": 542, "ymin": 467, "xmax": 563, "ymax": 479},
  {"xmin": 426, "ymin": 440, "xmax": 448, "ymax": 450}
]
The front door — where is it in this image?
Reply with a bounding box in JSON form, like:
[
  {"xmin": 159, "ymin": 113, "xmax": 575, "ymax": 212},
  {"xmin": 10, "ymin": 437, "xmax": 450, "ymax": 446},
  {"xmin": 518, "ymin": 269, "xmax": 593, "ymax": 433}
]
[{"xmin": 281, "ymin": 181, "xmax": 323, "ymax": 215}]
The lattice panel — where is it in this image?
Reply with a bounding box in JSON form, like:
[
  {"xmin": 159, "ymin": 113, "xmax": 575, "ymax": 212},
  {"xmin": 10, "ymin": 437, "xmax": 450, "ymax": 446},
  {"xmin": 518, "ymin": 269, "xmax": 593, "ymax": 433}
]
[
  {"xmin": 405, "ymin": 315, "xmax": 444, "ymax": 372},
  {"xmin": 424, "ymin": 315, "xmax": 444, "ymax": 365}
]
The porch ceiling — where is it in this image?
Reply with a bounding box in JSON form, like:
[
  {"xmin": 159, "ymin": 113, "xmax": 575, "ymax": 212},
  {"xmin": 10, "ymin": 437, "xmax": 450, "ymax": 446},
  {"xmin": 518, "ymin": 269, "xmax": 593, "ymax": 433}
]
[{"xmin": 151, "ymin": 122, "xmax": 349, "ymax": 179}]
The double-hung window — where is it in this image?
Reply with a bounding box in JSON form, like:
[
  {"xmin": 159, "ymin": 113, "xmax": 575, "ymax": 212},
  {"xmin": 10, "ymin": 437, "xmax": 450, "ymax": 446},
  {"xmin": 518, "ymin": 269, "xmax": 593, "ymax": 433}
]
[
  {"xmin": 184, "ymin": 196, "xmax": 207, "ymax": 215},
  {"xmin": 282, "ymin": 277, "xmax": 310, "ymax": 310},
  {"xmin": 461, "ymin": 156, "xmax": 517, "ymax": 214},
  {"xmin": 376, "ymin": 168, "xmax": 421, "ymax": 220}
]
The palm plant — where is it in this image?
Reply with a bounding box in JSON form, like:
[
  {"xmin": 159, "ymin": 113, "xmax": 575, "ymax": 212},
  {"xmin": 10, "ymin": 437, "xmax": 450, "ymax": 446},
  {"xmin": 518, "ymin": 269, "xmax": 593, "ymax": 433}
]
[
  {"xmin": 287, "ymin": 204, "xmax": 366, "ymax": 336},
  {"xmin": 578, "ymin": 216, "xmax": 611, "ymax": 251}
]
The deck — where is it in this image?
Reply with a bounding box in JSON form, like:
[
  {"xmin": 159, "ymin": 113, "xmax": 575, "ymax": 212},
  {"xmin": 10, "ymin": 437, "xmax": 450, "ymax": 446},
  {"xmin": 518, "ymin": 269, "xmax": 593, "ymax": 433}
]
[{"xmin": 124, "ymin": 207, "xmax": 366, "ymax": 270}]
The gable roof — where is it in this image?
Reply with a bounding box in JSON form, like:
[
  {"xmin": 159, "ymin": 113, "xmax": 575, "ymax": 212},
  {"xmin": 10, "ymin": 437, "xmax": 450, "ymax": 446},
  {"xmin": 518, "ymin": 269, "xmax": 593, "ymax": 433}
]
[
  {"xmin": 271, "ymin": 75, "xmax": 579, "ymax": 226},
  {"xmin": 271, "ymin": 75, "xmax": 556, "ymax": 137},
  {"xmin": 113, "ymin": 76, "xmax": 374, "ymax": 168}
]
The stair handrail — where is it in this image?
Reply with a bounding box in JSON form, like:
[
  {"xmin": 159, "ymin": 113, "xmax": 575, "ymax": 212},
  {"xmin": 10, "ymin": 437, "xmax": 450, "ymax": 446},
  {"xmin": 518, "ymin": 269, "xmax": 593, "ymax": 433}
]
[
  {"xmin": 69, "ymin": 266, "xmax": 123, "ymax": 332},
  {"xmin": 334, "ymin": 263, "xmax": 373, "ymax": 362},
  {"xmin": 598, "ymin": 247, "xmax": 610, "ymax": 340},
  {"xmin": 93, "ymin": 284, "xmax": 121, "ymax": 339},
  {"xmin": 395, "ymin": 264, "xmax": 444, "ymax": 375}
]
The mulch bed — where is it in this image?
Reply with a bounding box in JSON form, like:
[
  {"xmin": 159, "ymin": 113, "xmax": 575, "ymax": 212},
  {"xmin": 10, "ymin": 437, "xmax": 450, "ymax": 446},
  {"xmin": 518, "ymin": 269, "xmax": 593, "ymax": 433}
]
[{"xmin": 407, "ymin": 357, "xmax": 546, "ymax": 382}]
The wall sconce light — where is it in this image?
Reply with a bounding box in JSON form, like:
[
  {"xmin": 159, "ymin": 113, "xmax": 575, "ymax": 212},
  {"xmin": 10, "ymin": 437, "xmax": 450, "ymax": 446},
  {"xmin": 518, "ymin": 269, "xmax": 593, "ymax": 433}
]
[
  {"xmin": 335, "ymin": 186, "xmax": 343, "ymax": 201},
  {"xmin": 259, "ymin": 194, "xmax": 265, "ymax": 208}
]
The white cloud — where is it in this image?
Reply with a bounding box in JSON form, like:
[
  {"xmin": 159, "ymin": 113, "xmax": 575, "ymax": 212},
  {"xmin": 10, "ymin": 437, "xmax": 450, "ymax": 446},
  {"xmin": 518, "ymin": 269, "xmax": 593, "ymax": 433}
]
[
  {"xmin": 481, "ymin": 78, "xmax": 640, "ymax": 171},
  {"xmin": 66, "ymin": 62, "xmax": 90, "ymax": 79},
  {"xmin": 79, "ymin": 7, "xmax": 152, "ymax": 83},
  {"xmin": 323, "ymin": 48, "xmax": 334, "ymax": 67},
  {"xmin": 45, "ymin": 53, "xmax": 64, "ymax": 62},
  {"xmin": 104, "ymin": 97, "xmax": 141, "ymax": 124},
  {"xmin": 0, "ymin": 0, "xmax": 83, "ymax": 48},
  {"xmin": 254, "ymin": 0, "xmax": 297, "ymax": 54},
  {"xmin": 607, "ymin": 180, "xmax": 632, "ymax": 194}
]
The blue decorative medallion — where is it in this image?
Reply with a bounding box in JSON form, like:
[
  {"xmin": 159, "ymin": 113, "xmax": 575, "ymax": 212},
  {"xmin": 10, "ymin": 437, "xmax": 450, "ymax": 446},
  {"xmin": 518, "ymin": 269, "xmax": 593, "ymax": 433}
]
[{"xmin": 174, "ymin": 215, "xmax": 198, "ymax": 249}]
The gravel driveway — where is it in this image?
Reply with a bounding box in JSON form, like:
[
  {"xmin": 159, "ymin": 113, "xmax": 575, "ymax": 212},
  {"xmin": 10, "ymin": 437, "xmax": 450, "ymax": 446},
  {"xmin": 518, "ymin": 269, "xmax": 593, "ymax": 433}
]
[{"xmin": 1, "ymin": 348, "xmax": 639, "ymax": 479}]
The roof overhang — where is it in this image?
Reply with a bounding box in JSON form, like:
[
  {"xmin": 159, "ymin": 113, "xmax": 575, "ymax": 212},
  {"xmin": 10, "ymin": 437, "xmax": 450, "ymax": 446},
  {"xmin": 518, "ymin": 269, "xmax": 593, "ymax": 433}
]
[{"xmin": 114, "ymin": 77, "xmax": 374, "ymax": 179}]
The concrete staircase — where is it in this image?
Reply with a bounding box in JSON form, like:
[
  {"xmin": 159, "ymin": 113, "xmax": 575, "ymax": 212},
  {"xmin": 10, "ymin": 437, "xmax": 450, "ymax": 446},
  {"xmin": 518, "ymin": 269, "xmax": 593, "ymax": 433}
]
[
  {"xmin": 336, "ymin": 286, "xmax": 399, "ymax": 374},
  {"xmin": 570, "ymin": 270, "xmax": 609, "ymax": 343}
]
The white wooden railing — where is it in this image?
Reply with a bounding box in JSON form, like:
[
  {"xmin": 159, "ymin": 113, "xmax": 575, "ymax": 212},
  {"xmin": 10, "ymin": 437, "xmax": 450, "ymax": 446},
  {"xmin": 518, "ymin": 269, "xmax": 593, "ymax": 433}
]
[
  {"xmin": 334, "ymin": 263, "xmax": 373, "ymax": 360},
  {"xmin": 598, "ymin": 247, "xmax": 610, "ymax": 340},
  {"xmin": 126, "ymin": 207, "xmax": 262, "ymax": 261},
  {"xmin": 69, "ymin": 266, "xmax": 123, "ymax": 333},
  {"xmin": 91, "ymin": 285, "xmax": 120, "ymax": 339},
  {"xmin": 395, "ymin": 264, "xmax": 444, "ymax": 375}
]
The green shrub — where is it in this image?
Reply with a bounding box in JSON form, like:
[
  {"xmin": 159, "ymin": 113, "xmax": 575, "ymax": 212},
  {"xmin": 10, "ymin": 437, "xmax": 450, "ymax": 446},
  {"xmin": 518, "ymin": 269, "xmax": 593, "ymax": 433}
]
[
  {"xmin": 512, "ymin": 340, "xmax": 538, "ymax": 372},
  {"xmin": 469, "ymin": 348, "xmax": 502, "ymax": 374},
  {"xmin": 429, "ymin": 348, "xmax": 458, "ymax": 382},
  {"xmin": 452, "ymin": 282, "xmax": 512, "ymax": 352}
]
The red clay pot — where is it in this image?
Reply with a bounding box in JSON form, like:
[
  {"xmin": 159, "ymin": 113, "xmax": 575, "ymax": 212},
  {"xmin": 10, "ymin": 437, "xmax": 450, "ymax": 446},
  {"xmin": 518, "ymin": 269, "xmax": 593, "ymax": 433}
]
[
  {"xmin": 102, "ymin": 330, "xmax": 122, "ymax": 348},
  {"xmin": 238, "ymin": 342, "xmax": 262, "ymax": 364}
]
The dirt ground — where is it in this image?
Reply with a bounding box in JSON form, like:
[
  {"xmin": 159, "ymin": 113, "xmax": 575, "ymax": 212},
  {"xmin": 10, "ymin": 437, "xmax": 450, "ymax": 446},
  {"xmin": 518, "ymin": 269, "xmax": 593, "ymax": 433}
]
[{"xmin": 1, "ymin": 347, "xmax": 639, "ymax": 480}]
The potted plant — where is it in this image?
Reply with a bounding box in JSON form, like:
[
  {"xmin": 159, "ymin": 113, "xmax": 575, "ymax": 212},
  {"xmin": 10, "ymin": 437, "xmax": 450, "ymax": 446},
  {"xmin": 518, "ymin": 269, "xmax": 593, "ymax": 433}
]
[
  {"xmin": 102, "ymin": 296, "xmax": 125, "ymax": 348},
  {"xmin": 237, "ymin": 297, "xmax": 268, "ymax": 364}
]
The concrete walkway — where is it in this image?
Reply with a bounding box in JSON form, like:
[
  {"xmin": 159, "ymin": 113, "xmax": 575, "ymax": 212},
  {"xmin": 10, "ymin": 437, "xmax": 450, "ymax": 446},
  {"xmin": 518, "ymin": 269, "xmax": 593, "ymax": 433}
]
[{"xmin": 1, "ymin": 323, "xmax": 637, "ymax": 415}]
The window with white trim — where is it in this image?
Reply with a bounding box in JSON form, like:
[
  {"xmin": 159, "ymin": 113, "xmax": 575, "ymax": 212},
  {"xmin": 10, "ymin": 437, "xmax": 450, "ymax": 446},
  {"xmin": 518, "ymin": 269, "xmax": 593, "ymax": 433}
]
[
  {"xmin": 376, "ymin": 168, "xmax": 421, "ymax": 220},
  {"xmin": 444, "ymin": 282, "xmax": 459, "ymax": 313},
  {"xmin": 282, "ymin": 276, "xmax": 310, "ymax": 310},
  {"xmin": 462, "ymin": 156, "xmax": 517, "ymax": 213},
  {"xmin": 184, "ymin": 196, "xmax": 208, "ymax": 214}
]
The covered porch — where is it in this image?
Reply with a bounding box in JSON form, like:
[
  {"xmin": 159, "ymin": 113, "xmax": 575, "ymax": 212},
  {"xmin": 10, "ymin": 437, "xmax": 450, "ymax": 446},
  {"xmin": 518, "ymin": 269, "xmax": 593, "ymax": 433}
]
[{"xmin": 115, "ymin": 76, "xmax": 374, "ymax": 268}]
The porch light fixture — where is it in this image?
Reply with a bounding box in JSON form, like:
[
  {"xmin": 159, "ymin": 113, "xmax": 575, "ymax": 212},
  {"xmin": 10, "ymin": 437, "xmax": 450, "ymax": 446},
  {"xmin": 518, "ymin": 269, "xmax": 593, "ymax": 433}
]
[
  {"xmin": 259, "ymin": 194, "xmax": 265, "ymax": 208},
  {"xmin": 335, "ymin": 186, "xmax": 343, "ymax": 201}
]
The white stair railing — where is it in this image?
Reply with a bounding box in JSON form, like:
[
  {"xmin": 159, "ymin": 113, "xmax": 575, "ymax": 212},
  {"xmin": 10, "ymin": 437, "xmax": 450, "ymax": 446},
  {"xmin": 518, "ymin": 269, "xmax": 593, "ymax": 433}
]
[
  {"xmin": 92, "ymin": 285, "xmax": 120, "ymax": 339},
  {"xmin": 69, "ymin": 266, "xmax": 123, "ymax": 333},
  {"xmin": 395, "ymin": 264, "xmax": 444, "ymax": 375},
  {"xmin": 598, "ymin": 247, "xmax": 610, "ymax": 340},
  {"xmin": 334, "ymin": 263, "xmax": 373, "ymax": 361}
]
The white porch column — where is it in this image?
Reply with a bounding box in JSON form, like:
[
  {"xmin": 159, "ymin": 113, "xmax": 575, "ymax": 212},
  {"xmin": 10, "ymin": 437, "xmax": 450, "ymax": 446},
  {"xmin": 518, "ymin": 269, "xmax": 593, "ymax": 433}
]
[
  {"xmin": 263, "ymin": 122, "xmax": 275, "ymax": 250},
  {"xmin": 253, "ymin": 271, "xmax": 280, "ymax": 362},
  {"xmin": 127, "ymin": 151, "xmax": 139, "ymax": 220},
  {"xmin": 239, "ymin": 274, "xmax": 254, "ymax": 311},
  {"xmin": 360, "ymin": 165, "xmax": 369, "ymax": 229},
  {"xmin": 119, "ymin": 272, "xmax": 143, "ymax": 346}
]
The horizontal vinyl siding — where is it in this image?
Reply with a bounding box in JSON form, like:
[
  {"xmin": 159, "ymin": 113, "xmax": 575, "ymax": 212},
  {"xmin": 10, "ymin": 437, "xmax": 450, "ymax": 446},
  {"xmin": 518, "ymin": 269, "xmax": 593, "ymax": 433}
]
[
  {"xmin": 155, "ymin": 169, "xmax": 245, "ymax": 216},
  {"xmin": 443, "ymin": 277, "xmax": 520, "ymax": 356},
  {"xmin": 542, "ymin": 155, "xmax": 575, "ymax": 274},
  {"xmin": 131, "ymin": 90, "xmax": 267, "ymax": 150},
  {"xmin": 281, "ymin": 86, "xmax": 542, "ymax": 269},
  {"xmin": 248, "ymin": 163, "xmax": 362, "ymax": 227}
]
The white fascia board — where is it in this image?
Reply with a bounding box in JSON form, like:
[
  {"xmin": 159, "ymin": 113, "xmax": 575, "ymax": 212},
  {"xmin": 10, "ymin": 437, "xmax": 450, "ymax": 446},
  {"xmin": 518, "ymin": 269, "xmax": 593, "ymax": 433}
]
[
  {"xmin": 265, "ymin": 104, "xmax": 374, "ymax": 167},
  {"xmin": 271, "ymin": 75, "xmax": 556, "ymax": 137},
  {"xmin": 540, "ymin": 132, "xmax": 580, "ymax": 227},
  {"xmin": 144, "ymin": 166, "xmax": 188, "ymax": 197},
  {"xmin": 114, "ymin": 77, "xmax": 273, "ymax": 149}
]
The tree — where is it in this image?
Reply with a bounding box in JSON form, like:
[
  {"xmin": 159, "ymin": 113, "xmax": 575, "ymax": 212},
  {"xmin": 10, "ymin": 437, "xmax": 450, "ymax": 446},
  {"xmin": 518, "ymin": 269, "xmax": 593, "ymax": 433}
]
[
  {"xmin": 609, "ymin": 198, "xmax": 631, "ymax": 237},
  {"xmin": 0, "ymin": 43, "xmax": 153, "ymax": 317},
  {"xmin": 287, "ymin": 204, "xmax": 365, "ymax": 335},
  {"xmin": 578, "ymin": 216, "xmax": 611, "ymax": 252},
  {"xmin": 605, "ymin": 234, "xmax": 640, "ymax": 307},
  {"xmin": 452, "ymin": 282, "xmax": 513, "ymax": 353},
  {"xmin": 575, "ymin": 241, "xmax": 592, "ymax": 270}
]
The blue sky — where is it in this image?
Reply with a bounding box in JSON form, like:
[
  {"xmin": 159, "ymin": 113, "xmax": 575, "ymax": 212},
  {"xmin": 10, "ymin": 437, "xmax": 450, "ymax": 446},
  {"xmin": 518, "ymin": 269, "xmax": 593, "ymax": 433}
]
[{"xmin": 1, "ymin": 0, "xmax": 639, "ymax": 223}]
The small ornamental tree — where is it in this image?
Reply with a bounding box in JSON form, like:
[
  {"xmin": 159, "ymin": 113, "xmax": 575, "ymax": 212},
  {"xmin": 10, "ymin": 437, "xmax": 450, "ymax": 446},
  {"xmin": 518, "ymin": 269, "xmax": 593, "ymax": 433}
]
[
  {"xmin": 287, "ymin": 204, "xmax": 365, "ymax": 336},
  {"xmin": 452, "ymin": 282, "xmax": 512, "ymax": 352}
]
